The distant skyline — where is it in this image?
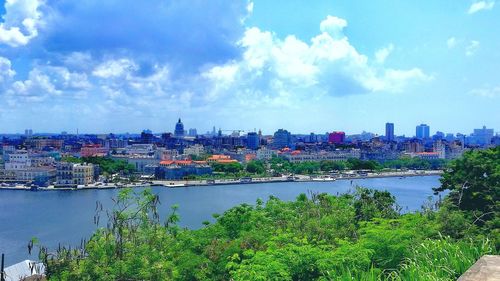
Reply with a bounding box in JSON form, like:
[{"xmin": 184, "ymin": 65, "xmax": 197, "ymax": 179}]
[{"xmin": 0, "ymin": 0, "xmax": 499, "ymax": 135}]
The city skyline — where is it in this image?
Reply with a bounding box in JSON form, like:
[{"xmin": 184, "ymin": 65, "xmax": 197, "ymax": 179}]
[
  {"xmin": 0, "ymin": 0, "xmax": 499, "ymax": 135},
  {"xmin": 2, "ymin": 120, "xmax": 496, "ymax": 139}
]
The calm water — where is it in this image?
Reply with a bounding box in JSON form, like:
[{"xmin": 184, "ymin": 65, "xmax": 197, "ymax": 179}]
[{"xmin": 0, "ymin": 176, "xmax": 442, "ymax": 265}]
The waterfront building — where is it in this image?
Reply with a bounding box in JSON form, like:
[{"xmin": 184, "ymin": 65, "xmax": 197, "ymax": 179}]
[
  {"xmin": 385, "ymin": 123, "xmax": 394, "ymax": 142},
  {"xmin": 416, "ymin": 124, "xmax": 430, "ymax": 139},
  {"xmin": 4, "ymin": 150, "xmax": 31, "ymax": 170},
  {"xmin": 174, "ymin": 118, "xmax": 185, "ymax": 138},
  {"xmin": 56, "ymin": 162, "xmax": 95, "ymax": 187},
  {"xmin": 156, "ymin": 160, "xmax": 212, "ymax": 180},
  {"xmin": 246, "ymin": 132, "xmax": 260, "ymax": 150},
  {"xmin": 328, "ymin": 132, "xmax": 346, "ymax": 144},
  {"xmin": 273, "ymin": 129, "xmax": 292, "ymax": 149},
  {"xmin": 282, "ymin": 149, "xmax": 361, "ymax": 163}
]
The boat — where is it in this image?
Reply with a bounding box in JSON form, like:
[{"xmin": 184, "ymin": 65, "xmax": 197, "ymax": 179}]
[{"xmin": 311, "ymin": 176, "xmax": 336, "ymax": 182}]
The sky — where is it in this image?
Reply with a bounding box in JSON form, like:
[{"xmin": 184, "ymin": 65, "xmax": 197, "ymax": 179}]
[{"xmin": 0, "ymin": 0, "xmax": 499, "ymax": 136}]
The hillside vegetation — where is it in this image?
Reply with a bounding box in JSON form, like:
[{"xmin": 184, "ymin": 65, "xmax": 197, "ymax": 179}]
[{"xmin": 38, "ymin": 147, "xmax": 499, "ymax": 280}]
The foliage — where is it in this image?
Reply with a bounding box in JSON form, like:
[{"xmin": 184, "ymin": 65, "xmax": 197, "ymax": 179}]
[
  {"xmin": 38, "ymin": 149, "xmax": 499, "ymax": 280},
  {"xmin": 383, "ymin": 157, "xmax": 448, "ymax": 170},
  {"xmin": 61, "ymin": 156, "xmax": 136, "ymax": 176},
  {"xmin": 211, "ymin": 162, "xmax": 244, "ymax": 174},
  {"xmin": 246, "ymin": 160, "xmax": 266, "ymax": 174}
]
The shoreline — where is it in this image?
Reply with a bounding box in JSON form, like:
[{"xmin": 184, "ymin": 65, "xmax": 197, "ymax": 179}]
[{"xmin": 0, "ymin": 170, "xmax": 443, "ymax": 191}]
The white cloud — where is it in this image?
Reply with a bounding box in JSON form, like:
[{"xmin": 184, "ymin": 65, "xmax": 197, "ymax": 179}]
[
  {"xmin": 447, "ymin": 37, "xmax": 457, "ymax": 49},
  {"xmin": 468, "ymin": 0, "xmax": 495, "ymax": 14},
  {"xmin": 203, "ymin": 15, "xmax": 431, "ymax": 108},
  {"xmin": 470, "ymin": 86, "xmax": 500, "ymax": 98},
  {"xmin": 319, "ymin": 15, "xmax": 347, "ymax": 39},
  {"xmin": 4, "ymin": 65, "xmax": 91, "ymax": 105},
  {"xmin": 466, "ymin": 40, "xmax": 480, "ymax": 56},
  {"xmin": 0, "ymin": 0, "xmax": 44, "ymax": 47},
  {"xmin": 375, "ymin": 44, "xmax": 394, "ymax": 64},
  {"xmin": 92, "ymin": 59, "xmax": 138, "ymax": 78},
  {"xmin": 0, "ymin": 56, "xmax": 16, "ymax": 84}
]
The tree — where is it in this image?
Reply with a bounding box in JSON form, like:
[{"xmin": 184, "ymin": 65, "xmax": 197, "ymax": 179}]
[
  {"xmin": 246, "ymin": 160, "xmax": 266, "ymax": 174},
  {"xmin": 434, "ymin": 147, "xmax": 499, "ymax": 217}
]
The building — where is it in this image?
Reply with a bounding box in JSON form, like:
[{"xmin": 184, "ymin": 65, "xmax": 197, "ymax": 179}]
[
  {"xmin": 246, "ymin": 132, "xmax": 260, "ymax": 150},
  {"xmin": 385, "ymin": 123, "xmax": 394, "ymax": 142},
  {"xmin": 416, "ymin": 124, "xmax": 430, "ymax": 139},
  {"xmin": 433, "ymin": 140, "xmax": 446, "ymax": 159},
  {"xmin": 273, "ymin": 129, "xmax": 292, "ymax": 149},
  {"xmin": 206, "ymin": 155, "xmax": 238, "ymax": 164},
  {"xmin": 405, "ymin": 139, "xmax": 424, "ymax": 153},
  {"xmin": 111, "ymin": 155, "xmax": 159, "ymax": 173},
  {"xmin": 174, "ymin": 118, "xmax": 185, "ymax": 138},
  {"xmin": 156, "ymin": 160, "xmax": 212, "ymax": 180},
  {"xmin": 188, "ymin": 128, "xmax": 197, "ymax": 137},
  {"xmin": 140, "ymin": 129, "xmax": 154, "ymax": 144},
  {"xmin": 4, "ymin": 150, "xmax": 31, "ymax": 170},
  {"xmin": 56, "ymin": 162, "xmax": 95, "ymax": 187},
  {"xmin": 256, "ymin": 147, "xmax": 278, "ymax": 160},
  {"xmin": 80, "ymin": 144, "xmax": 108, "ymax": 157},
  {"xmin": 471, "ymin": 126, "xmax": 494, "ymax": 146},
  {"xmin": 328, "ymin": 132, "xmax": 346, "ymax": 144},
  {"xmin": 184, "ymin": 144, "xmax": 204, "ymax": 157},
  {"xmin": 282, "ymin": 149, "xmax": 361, "ymax": 163}
]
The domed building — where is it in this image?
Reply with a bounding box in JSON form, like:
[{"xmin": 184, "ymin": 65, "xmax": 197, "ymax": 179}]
[{"xmin": 174, "ymin": 118, "xmax": 185, "ymax": 137}]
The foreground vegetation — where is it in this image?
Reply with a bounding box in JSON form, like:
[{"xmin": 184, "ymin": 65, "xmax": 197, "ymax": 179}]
[{"xmin": 38, "ymin": 147, "xmax": 499, "ymax": 280}]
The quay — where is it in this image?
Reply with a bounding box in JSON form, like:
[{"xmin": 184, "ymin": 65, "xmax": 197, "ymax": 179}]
[{"xmin": 0, "ymin": 170, "xmax": 443, "ymax": 191}]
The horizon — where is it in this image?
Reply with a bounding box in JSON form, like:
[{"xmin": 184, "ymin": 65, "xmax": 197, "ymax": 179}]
[{"xmin": 1, "ymin": 0, "xmax": 499, "ymax": 136}]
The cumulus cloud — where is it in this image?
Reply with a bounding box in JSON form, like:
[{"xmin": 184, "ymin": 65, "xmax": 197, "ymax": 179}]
[
  {"xmin": 202, "ymin": 16, "xmax": 431, "ymax": 108},
  {"xmin": 0, "ymin": 56, "xmax": 16, "ymax": 83},
  {"xmin": 5, "ymin": 65, "xmax": 91, "ymax": 104},
  {"xmin": 466, "ymin": 40, "xmax": 480, "ymax": 56},
  {"xmin": 468, "ymin": 0, "xmax": 495, "ymax": 14},
  {"xmin": 0, "ymin": 0, "xmax": 44, "ymax": 47},
  {"xmin": 375, "ymin": 44, "xmax": 394, "ymax": 64}
]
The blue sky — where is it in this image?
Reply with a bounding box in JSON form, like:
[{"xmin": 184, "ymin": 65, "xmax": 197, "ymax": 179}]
[{"xmin": 0, "ymin": 0, "xmax": 499, "ymax": 136}]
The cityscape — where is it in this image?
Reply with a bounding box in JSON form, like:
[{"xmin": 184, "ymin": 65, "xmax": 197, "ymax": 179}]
[
  {"xmin": 0, "ymin": 119, "xmax": 497, "ymax": 188},
  {"xmin": 0, "ymin": 0, "xmax": 499, "ymax": 279}
]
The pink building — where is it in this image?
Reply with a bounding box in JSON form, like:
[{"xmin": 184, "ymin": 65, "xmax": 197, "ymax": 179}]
[
  {"xmin": 80, "ymin": 144, "xmax": 108, "ymax": 157},
  {"xmin": 328, "ymin": 132, "xmax": 345, "ymax": 144}
]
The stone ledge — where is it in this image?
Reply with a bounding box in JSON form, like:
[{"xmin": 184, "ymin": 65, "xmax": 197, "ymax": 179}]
[{"xmin": 458, "ymin": 255, "xmax": 500, "ymax": 281}]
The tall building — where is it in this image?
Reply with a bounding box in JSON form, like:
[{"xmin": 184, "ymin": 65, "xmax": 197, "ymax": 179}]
[
  {"xmin": 385, "ymin": 123, "xmax": 394, "ymax": 142},
  {"xmin": 141, "ymin": 129, "xmax": 154, "ymax": 144},
  {"xmin": 174, "ymin": 118, "xmax": 185, "ymax": 138},
  {"xmin": 246, "ymin": 132, "xmax": 260, "ymax": 150},
  {"xmin": 472, "ymin": 126, "xmax": 494, "ymax": 146},
  {"xmin": 416, "ymin": 124, "xmax": 430, "ymax": 139},
  {"xmin": 328, "ymin": 132, "xmax": 345, "ymax": 144},
  {"xmin": 273, "ymin": 129, "xmax": 292, "ymax": 149},
  {"xmin": 188, "ymin": 128, "xmax": 197, "ymax": 137}
]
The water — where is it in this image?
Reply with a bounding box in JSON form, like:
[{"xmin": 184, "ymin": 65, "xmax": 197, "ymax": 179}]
[{"xmin": 0, "ymin": 176, "xmax": 442, "ymax": 265}]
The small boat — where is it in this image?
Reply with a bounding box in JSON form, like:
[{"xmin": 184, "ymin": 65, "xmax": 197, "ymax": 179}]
[{"xmin": 311, "ymin": 176, "xmax": 336, "ymax": 182}]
